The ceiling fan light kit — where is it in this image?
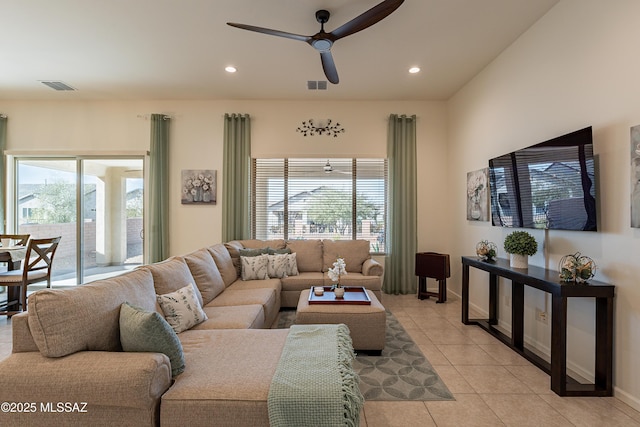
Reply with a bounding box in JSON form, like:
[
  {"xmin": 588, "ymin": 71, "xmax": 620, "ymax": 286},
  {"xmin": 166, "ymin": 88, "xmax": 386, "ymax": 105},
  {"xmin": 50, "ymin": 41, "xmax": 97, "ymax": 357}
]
[{"xmin": 227, "ymin": 0, "xmax": 405, "ymax": 84}]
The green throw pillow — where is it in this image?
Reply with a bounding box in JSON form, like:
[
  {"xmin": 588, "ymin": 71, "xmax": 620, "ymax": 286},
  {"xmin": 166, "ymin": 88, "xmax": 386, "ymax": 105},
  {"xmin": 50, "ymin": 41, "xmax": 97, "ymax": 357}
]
[
  {"xmin": 119, "ymin": 302, "xmax": 186, "ymax": 377},
  {"xmin": 239, "ymin": 247, "xmax": 269, "ymax": 257},
  {"xmin": 267, "ymin": 247, "xmax": 292, "ymax": 255}
]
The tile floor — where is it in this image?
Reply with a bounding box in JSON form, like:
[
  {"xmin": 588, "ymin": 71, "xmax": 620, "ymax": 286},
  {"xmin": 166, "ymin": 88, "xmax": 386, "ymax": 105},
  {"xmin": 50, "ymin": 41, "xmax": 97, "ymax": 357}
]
[{"xmin": 1, "ymin": 293, "xmax": 639, "ymax": 426}]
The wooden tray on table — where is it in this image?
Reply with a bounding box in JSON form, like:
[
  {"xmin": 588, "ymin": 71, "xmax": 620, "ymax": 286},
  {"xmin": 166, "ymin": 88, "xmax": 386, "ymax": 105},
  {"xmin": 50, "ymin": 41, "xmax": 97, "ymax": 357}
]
[{"xmin": 308, "ymin": 286, "xmax": 371, "ymax": 305}]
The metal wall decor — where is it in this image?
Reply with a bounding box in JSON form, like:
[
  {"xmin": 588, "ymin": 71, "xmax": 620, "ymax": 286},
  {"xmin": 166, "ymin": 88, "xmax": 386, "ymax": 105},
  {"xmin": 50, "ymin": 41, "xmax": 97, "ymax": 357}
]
[{"xmin": 296, "ymin": 119, "xmax": 345, "ymax": 137}]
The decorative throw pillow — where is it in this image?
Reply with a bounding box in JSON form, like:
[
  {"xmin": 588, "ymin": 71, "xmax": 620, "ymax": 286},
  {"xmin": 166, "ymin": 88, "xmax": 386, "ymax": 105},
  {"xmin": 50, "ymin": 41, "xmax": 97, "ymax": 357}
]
[
  {"xmin": 285, "ymin": 253, "xmax": 299, "ymax": 277},
  {"xmin": 267, "ymin": 254, "xmax": 290, "ymax": 278},
  {"xmin": 241, "ymin": 254, "xmax": 269, "ymax": 280},
  {"xmin": 239, "ymin": 247, "xmax": 268, "ymax": 257},
  {"xmin": 267, "ymin": 247, "xmax": 292, "ymax": 255},
  {"xmin": 119, "ymin": 302, "xmax": 185, "ymax": 377},
  {"xmin": 156, "ymin": 283, "xmax": 208, "ymax": 333}
]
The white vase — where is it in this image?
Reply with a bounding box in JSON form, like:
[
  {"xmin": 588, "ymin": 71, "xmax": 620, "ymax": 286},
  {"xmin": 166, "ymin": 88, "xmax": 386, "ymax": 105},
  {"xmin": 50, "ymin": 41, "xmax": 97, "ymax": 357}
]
[
  {"xmin": 470, "ymin": 201, "xmax": 481, "ymax": 220},
  {"xmin": 334, "ymin": 287, "xmax": 345, "ymax": 298},
  {"xmin": 510, "ymin": 253, "xmax": 528, "ymax": 269}
]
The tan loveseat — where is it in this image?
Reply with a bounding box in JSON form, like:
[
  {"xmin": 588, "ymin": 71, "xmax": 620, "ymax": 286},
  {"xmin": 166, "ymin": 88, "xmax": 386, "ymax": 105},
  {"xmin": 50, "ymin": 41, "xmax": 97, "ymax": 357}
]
[{"xmin": 0, "ymin": 239, "xmax": 380, "ymax": 426}]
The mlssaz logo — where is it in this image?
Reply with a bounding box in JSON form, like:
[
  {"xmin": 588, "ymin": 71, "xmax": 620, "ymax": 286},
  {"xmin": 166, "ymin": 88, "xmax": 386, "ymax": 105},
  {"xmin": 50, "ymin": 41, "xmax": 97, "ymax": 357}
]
[{"xmin": 40, "ymin": 402, "xmax": 88, "ymax": 413}]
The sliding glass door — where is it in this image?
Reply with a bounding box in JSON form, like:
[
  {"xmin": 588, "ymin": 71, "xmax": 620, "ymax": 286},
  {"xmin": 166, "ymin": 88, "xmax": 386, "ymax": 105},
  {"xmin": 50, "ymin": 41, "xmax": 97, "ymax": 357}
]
[
  {"xmin": 15, "ymin": 157, "xmax": 144, "ymax": 286},
  {"xmin": 17, "ymin": 159, "xmax": 78, "ymax": 284}
]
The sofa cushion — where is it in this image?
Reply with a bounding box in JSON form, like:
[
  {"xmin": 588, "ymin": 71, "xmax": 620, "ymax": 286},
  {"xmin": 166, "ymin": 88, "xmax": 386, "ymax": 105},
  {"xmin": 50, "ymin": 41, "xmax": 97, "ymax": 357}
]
[
  {"xmin": 157, "ymin": 284, "xmax": 208, "ymax": 333},
  {"xmin": 141, "ymin": 256, "xmax": 203, "ymax": 307},
  {"xmin": 323, "ymin": 240, "xmax": 371, "ymax": 274},
  {"xmin": 241, "ymin": 254, "xmax": 269, "ymax": 280},
  {"xmin": 161, "ymin": 329, "xmax": 289, "ymax": 427},
  {"xmin": 281, "ymin": 272, "xmax": 325, "ymax": 292},
  {"xmin": 208, "ymin": 243, "xmax": 238, "ymax": 287},
  {"xmin": 286, "ymin": 239, "xmax": 323, "ymax": 272},
  {"xmin": 207, "ymin": 287, "xmax": 279, "ymax": 328},
  {"xmin": 184, "ymin": 248, "xmax": 226, "ymax": 305},
  {"xmin": 120, "ymin": 302, "xmax": 185, "ymax": 377},
  {"xmin": 194, "ymin": 305, "xmax": 266, "ymax": 329},
  {"xmin": 28, "ymin": 268, "xmax": 157, "ymax": 358}
]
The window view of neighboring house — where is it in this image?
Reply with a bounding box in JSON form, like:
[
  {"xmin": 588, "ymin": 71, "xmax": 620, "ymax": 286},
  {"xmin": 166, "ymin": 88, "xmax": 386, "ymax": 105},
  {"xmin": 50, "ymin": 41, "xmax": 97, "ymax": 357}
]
[{"xmin": 253, "ymin": 158, "xmax": 387, "ymax": 253}]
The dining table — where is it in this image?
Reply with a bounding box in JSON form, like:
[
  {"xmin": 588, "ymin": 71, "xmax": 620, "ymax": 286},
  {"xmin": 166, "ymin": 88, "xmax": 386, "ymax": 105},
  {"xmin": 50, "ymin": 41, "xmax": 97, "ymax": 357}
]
[{"xmin": 0, "ymin": 246, "xmax": 28, "ymax": 313}]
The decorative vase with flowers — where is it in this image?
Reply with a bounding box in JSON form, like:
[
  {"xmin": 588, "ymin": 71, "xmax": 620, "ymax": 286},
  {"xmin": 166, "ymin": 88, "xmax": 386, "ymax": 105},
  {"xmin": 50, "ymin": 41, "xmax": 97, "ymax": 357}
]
[
  {"xmin": 503, "ymin": 231, "xmax": 537, "ymax": 269},
  {"xmin": 559, "ymin": 252, "xmax": 596, "ymax": 283},
  {"xmin": 328, "ymin": 257, "xmax": 347, "ymax": 298},
  {"xmin": 476, "ymin": 240, "xmax": 497, "ymax": 261}
]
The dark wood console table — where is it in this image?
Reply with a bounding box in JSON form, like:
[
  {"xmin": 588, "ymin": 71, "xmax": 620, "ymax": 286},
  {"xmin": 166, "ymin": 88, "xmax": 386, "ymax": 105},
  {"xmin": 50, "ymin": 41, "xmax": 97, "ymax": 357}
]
[{"xmin": 461, "ymin": 256, "xmax": 614, "ymax": 396}]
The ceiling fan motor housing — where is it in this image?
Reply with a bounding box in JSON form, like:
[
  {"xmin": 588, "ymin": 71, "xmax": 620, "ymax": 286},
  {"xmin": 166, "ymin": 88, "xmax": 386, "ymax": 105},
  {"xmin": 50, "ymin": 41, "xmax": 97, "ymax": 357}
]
[{"xmin": 315, "ymin": 10, "xmax": 330, "ymax": 24}]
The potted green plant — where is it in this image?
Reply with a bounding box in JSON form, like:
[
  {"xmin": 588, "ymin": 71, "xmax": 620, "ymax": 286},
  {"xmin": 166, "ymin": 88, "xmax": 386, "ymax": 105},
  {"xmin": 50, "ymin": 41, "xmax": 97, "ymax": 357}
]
[{"xmin": 503, "ymin": 231, "xmax": 537, "ymax": 269}]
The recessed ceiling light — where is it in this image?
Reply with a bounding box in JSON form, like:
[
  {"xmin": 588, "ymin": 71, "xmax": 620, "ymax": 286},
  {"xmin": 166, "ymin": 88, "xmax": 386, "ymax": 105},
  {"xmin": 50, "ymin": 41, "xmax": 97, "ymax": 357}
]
[
  {"xmin": 225, "ymin": 66, "xmax": 237, "ymax": 73},
  {"xmin": 408, "ymin": 67, "xmax": 421, "ymax": 74}
]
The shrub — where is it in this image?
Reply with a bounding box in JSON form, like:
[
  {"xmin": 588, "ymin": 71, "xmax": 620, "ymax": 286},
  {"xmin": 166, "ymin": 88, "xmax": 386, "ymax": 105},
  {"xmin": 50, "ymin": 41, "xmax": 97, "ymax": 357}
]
[{"xmin": 503, "ymin": 231, "xmax": 537, "ymax": 256}]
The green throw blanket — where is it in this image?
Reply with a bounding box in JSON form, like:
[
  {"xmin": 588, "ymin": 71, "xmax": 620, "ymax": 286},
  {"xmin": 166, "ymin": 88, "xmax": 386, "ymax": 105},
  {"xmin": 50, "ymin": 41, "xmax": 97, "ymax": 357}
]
[{"xmin": 268, "ymin": 324, "xmax": 364, "ymax": 427}]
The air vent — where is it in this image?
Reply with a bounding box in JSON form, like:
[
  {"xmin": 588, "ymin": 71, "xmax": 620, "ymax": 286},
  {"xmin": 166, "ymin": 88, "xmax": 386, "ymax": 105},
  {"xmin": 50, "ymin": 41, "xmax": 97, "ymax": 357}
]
[
  {"xmin": 40, "ymin": 81, "xmax": 76, "ymax": 91},
  {"xmin": 307, "ymin": 80, "xmax": 327, "ymax": 90}
]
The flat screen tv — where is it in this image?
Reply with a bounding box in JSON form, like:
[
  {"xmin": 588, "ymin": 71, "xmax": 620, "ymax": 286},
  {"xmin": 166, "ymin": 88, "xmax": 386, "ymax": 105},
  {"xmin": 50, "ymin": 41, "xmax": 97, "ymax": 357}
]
[{"xmin": 488, "ymin": 126, "xmax": 597, "ymax": 231}]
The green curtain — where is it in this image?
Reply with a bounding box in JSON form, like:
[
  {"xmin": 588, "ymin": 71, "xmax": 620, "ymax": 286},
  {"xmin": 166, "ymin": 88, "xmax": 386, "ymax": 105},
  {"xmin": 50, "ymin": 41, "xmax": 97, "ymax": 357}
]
[
  {"xmin": 149, "ymin": 114, "xmax": 170, "ymax": 263},
  {"xmin": 222, "ymin": 113, "xmax": 251, "ymax": 241},
  {"xmin": 0, "ymin": 115, "xmax": 6, "ymax": 234},
  {"xmin": 383, "ymin": 114, "xmax": 417, "ymax": 294}
]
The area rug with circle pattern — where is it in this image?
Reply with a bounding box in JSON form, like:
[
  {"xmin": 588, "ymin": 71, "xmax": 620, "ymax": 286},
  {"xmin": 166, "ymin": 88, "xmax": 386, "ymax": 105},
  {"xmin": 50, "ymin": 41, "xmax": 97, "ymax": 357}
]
[{"xmin": 276, "ymin": 309, "xmax": 454, "ymax": 401}]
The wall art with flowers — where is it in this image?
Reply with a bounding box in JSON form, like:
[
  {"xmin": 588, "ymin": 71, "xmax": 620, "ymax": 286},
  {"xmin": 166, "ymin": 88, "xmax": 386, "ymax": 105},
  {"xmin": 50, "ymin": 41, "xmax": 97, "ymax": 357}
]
[
  {"xmin": 182, "ymin": 170, "xmax": 216, "ymax": 205},
  {"xmin": 466, "ymin": 168, "xmax": 489, "ymax": 221}
]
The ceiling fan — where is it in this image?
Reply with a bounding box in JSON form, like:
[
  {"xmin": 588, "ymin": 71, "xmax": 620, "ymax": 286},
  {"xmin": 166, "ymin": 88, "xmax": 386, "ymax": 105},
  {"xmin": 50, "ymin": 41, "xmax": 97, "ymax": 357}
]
[
  {"xmin": 324, "ymin": 160, "xmax": 351, "ymax": 175},
  {"xmin": 227, "ymin": 0, "xmax": 405, "ymax": 84}
]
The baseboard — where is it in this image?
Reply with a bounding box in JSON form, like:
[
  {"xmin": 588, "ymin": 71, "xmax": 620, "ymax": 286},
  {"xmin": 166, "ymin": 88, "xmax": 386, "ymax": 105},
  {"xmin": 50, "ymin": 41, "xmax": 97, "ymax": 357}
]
[{"xmin": 614, "ymin": 386, "xmax": 640, "ymax": 413}]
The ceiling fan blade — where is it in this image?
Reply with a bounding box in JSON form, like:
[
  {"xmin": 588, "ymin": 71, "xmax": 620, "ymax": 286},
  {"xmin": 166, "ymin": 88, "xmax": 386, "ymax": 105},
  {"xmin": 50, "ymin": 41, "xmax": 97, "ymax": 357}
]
[
  {"xmin": 329, "ymin": 0, "xmax": 405, "ymax": 40},
  {"xmin": 320, "ymin": 51, "xmax": 339, "ymax": 84},
  {"xmin": 227, "ymin": 22, "xmax": 311, "ymax": 43}
]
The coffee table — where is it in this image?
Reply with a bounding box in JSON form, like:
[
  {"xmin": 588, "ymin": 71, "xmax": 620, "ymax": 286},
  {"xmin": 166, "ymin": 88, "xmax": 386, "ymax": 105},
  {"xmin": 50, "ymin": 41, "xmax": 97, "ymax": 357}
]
[{"xmin": 296, "ymin": 287, "xmax": 386, "ymax": 354}]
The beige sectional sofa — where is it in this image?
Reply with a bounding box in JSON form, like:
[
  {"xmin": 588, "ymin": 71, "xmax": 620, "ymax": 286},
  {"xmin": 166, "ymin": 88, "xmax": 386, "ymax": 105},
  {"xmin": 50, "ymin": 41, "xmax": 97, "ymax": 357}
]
[
  {"xmin": 225, "ymin": 238, "xmax": 383, "ymax": 307},
  {"xmin": 0, "ymin": 239, "xmax": 381, "ymax": 427}
]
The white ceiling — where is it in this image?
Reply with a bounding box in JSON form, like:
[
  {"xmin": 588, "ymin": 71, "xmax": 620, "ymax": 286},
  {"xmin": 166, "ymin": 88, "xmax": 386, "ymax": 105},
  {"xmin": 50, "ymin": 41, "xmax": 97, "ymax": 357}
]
[{"xmin": 0, "ymin": 0, "xmax": 559, "ymax": 101}]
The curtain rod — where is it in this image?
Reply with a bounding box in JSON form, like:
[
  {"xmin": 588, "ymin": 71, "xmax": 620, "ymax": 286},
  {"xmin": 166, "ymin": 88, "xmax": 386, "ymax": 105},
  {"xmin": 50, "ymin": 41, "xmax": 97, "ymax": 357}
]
[
  {"xmin": 137, "ymin": 114, "xmax": 171, "ymax": 120},
  {"xmin": 0, "ymin": 114, "xmax": 7, "ymax": 119}
]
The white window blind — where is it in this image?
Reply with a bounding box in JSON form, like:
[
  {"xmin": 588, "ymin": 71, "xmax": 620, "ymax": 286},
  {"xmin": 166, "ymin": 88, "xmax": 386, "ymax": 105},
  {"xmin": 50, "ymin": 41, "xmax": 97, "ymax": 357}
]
[{"xmin": 252, "ymin": 158, "xmax": 387, "ymax": 253}]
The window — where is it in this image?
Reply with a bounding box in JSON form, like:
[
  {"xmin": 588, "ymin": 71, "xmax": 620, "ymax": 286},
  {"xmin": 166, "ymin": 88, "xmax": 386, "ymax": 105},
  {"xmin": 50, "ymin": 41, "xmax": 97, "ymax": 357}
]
[{"xmin": 252, "ymin": 158, "xmax": 387, "ymax": 253}]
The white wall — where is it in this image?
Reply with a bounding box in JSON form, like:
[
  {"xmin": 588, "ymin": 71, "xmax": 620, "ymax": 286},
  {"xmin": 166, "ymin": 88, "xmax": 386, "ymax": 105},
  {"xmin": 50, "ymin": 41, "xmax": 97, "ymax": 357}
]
[
  {"xmin": 448, "ymin": 0, "xmax": 640, "ymax": 409},
  {"xmin": 2, "ymin": 99, "xmax": 448, "ymax": 257}
]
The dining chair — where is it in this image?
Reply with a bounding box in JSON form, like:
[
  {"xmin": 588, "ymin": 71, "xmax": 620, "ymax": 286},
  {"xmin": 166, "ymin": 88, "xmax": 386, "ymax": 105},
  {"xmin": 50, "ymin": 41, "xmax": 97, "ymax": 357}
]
[{"xmin": 0, "ymin": 236, "xmax": 61, "ymax": 315}]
